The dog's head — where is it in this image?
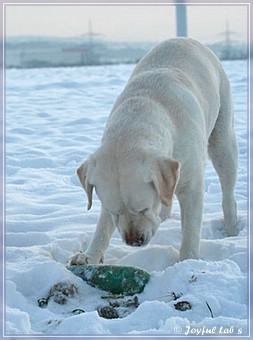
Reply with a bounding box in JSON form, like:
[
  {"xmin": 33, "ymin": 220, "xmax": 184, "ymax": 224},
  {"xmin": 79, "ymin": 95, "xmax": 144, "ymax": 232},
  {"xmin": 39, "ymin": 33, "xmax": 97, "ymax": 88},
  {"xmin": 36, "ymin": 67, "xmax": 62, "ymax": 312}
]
[{"xmin": 77, "ymin": 149, "xmax": 180, "ymax": 247}]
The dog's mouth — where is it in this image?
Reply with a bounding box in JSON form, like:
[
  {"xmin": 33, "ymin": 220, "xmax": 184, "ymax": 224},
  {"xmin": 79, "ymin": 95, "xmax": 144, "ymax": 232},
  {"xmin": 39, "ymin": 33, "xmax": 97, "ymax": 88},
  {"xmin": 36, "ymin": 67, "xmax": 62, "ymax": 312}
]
[{"xmin": 124, "ymin": 230, "xmax": 150, "ymax": 247}]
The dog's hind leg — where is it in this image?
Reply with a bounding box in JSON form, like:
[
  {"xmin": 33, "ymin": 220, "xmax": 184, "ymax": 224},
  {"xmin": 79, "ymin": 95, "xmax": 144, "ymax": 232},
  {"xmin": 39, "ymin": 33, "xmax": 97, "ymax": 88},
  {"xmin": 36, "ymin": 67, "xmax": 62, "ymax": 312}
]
[{"xmin": 208, "ymin": 80, "xmax": 238, "ymax": 236}]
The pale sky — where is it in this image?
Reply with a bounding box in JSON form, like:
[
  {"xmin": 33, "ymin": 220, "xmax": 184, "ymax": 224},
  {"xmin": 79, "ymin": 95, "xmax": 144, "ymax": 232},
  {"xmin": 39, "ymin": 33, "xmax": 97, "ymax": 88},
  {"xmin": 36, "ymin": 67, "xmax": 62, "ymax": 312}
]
[{"xmin": 5, "ymin": 4, "xmax": 248, "ymax": 44}]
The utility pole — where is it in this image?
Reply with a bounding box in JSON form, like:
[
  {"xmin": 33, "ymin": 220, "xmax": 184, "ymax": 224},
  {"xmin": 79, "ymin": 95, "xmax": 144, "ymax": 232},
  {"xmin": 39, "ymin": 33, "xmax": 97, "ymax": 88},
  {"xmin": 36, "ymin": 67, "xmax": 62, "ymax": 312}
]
[
  {"xmin": 225, "ymin": 20, "xmax": 231, "ymax": 59},
  {"xmin": 81, "ymin": 20, "xmax": 102, "ymax": 65},
  {"xmin": 176, "ymin": 1, "xmax": 188, "ymax": 37},
  {"xmin": 218, "ymin": 20, "xmax": 236, "ymax": 60},
  {"xmin": 88, "ymin": 20, "xmax": 93, "ymax": 64}
]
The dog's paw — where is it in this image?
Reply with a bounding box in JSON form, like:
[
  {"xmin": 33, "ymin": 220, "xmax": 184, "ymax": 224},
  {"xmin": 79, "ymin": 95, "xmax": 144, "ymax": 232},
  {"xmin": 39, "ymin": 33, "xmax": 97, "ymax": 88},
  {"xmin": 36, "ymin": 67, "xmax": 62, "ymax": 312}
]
[
  {"xmin": 69, "ymin": 252, "xmax": 93, "ymax": 265},
  {"xmin": 69, "ymin": 252, "xmax": 103, "ymax": 265}
]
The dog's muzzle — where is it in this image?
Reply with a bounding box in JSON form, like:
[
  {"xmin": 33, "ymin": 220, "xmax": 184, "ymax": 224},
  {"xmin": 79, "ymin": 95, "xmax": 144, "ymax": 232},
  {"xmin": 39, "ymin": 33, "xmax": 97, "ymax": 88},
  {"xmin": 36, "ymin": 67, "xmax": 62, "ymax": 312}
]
[{"xmin": 124, "ymin": 230, "xmax": 147, "ymax": 247}]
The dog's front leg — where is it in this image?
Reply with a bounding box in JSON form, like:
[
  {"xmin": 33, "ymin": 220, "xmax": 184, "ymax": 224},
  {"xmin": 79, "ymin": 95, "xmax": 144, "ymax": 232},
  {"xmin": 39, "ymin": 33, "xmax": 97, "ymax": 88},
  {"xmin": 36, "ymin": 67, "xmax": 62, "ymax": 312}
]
[
  {"xmin": 177, "ymin": 181, "xmax": 204, "ymax": 261},
  {"xmin": 70, "ymin": 208, "xmax": 115, "ymax": 265}
]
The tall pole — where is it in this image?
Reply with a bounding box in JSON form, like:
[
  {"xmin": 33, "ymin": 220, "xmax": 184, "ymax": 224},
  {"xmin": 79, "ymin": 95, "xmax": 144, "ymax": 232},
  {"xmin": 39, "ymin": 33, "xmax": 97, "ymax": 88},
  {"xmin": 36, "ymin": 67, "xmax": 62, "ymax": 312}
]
[
  {"xmin": 88, "ymin": 19, "xmax": 93, "ymax": 64},
  {"xmin": 176, "ymin": 2, "xmax": 188, "ymax": 37},
  {"xmin": 225, "ymin": 20, "xmax": 231, "ymax": 59}
]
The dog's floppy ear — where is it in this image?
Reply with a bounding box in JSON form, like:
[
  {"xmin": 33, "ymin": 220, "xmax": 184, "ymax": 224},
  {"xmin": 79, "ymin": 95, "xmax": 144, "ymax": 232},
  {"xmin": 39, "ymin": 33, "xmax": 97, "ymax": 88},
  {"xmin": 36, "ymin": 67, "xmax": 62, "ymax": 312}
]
[
  {"xmin": 77, "ymin": 158, "xmax": 95, "ymax": 210},
  {"xmin": 153, "ymin": 158, "xmax": 180, "ymax": 207}
]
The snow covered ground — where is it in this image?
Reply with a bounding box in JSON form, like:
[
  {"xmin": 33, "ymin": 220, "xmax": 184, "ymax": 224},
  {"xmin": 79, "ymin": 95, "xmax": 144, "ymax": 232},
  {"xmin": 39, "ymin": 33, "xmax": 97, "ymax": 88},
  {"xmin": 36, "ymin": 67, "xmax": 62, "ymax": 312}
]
[{"xmin": 5, "ymin": 59, "xmax": 248, "ymax": 336}]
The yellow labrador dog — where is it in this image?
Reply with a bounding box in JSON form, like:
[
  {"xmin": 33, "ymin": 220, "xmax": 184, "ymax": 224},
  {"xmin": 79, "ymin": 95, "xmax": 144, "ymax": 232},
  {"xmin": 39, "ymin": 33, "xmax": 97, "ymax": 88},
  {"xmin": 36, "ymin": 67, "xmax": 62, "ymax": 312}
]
[{"xmin": 70, "ymin": 38, "xmax": 238, "ymax": 265}]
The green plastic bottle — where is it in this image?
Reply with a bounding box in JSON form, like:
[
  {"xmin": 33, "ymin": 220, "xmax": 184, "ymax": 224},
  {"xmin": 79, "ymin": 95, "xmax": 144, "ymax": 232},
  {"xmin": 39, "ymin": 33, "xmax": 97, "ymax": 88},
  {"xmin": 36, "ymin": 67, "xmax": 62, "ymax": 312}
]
[{"xmin": 67, "ymin": 264, "xmax": 150, "ymax": 295}]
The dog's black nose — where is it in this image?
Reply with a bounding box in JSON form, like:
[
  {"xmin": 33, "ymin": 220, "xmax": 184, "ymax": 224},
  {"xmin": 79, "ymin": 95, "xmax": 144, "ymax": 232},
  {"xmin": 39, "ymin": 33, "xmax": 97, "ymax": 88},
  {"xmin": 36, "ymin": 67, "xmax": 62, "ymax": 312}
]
[{"xmin": 125, "ymin": 231, "xmax": 145, "ymax": 246}]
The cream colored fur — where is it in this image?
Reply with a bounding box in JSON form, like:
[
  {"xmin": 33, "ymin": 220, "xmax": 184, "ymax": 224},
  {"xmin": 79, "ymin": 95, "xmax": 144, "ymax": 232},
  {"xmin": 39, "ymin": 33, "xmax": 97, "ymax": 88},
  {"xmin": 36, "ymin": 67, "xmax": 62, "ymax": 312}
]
[{"xmin": 70, "ymin": 38, "xmax": 238, "ymax": 265}]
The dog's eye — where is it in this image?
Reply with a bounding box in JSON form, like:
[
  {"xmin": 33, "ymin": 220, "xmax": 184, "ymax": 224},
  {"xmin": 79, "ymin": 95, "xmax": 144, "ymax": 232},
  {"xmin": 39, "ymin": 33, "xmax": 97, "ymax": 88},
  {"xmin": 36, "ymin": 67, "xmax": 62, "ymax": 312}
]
[
  {"xmin": 129, "ymin": 208, "xmax": 148, "ymax": 215},
  {"xmin": 110, "ymin": 210, "xmax": 123, "ymax": 217},
  {"xmin": 140, "ymin": 208, "xmax": 149, "ymax": 214}
]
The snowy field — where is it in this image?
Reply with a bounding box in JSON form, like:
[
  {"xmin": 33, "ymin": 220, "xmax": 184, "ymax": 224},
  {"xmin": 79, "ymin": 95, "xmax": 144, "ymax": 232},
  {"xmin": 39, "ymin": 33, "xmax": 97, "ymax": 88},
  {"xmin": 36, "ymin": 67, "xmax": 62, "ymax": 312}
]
[{"xmin": 5, "ymin": 60, "xmax": 248, "ymax": 336}]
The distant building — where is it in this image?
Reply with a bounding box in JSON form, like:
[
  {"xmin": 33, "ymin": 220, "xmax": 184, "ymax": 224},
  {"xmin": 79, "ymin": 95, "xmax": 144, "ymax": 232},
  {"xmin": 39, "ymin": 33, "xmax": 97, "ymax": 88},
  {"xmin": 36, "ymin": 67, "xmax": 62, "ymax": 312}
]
[
  {"xmin": 208, "ymin": 41, "xmax": 248, "ymax": 60},
  {"xmin": 5, "ymin": 36, "xmax": 247, "ymax": 69},
  {"xmin": 5, "ymin": 37, "xmax": 102, "ymax": 68}
]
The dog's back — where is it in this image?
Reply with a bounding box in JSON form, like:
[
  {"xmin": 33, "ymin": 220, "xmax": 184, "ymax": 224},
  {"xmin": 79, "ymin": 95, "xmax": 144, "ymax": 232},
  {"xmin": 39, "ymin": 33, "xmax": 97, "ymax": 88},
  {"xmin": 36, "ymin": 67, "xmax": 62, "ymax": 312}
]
[
  {"xmin": 131, "ymin": 38, "xmax": 221, "ymax": 85},
  {"xmin": 111, "ymin": 38, "xmax": 231, "ymax": 141}
]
